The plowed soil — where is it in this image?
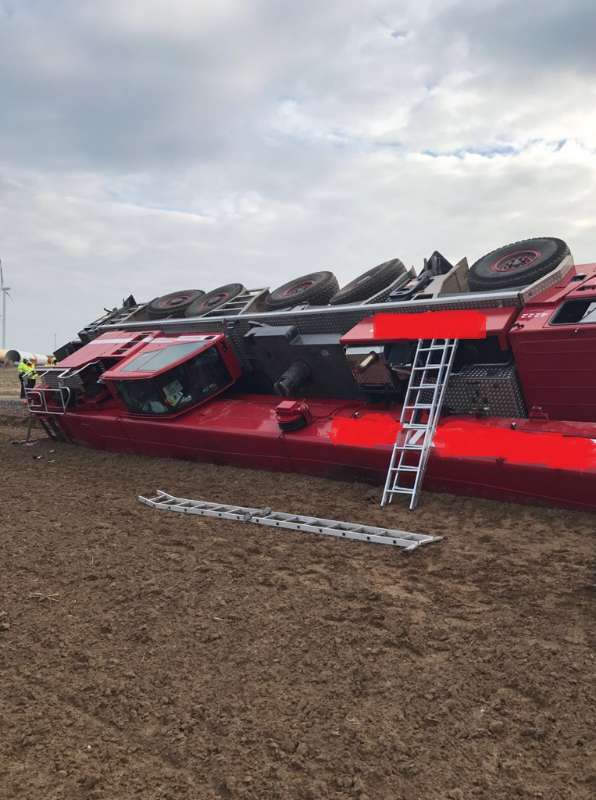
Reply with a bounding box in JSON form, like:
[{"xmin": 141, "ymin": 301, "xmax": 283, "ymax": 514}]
[
  {"xmin": 1, "ymin": 418, "xmax": 594, "ymax": 800},
  {"xmin": 0, "ymin": 367, "xmax": 20, "ymax": 396}
]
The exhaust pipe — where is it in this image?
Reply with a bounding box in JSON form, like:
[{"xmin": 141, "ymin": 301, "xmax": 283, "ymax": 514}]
[{"xmin": 274, "ymin": 360, "xmax": 311, "ymax": 397}]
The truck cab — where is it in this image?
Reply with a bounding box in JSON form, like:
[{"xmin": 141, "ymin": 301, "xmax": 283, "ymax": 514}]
[
  {"xmin": 101, "ymin": 333, "xmax": 241, "ymax": 416},
  {"xmin": 34, "ymin": 331, "xmax": 242, "ymax": 420}
]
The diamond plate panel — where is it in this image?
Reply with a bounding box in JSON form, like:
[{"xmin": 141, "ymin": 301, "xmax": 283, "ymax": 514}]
[{"xmin": 445, "ymin": 363, "xmax": 527, "ymax": 417}]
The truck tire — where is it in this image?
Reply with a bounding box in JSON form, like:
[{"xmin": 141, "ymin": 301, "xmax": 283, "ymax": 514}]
[
  {"xmin": 265, "ymin": 271, "xmax": 339, "ymax": 311},
  {"xmin": 468, "ymin": 237, "xmax": 570, "ymax": 292},
  {"xmin": 147, "ymin": 289, "xmax": 205, "ymax": 319},
  {"xmin": 185, "ymin": 283, "xmax": 245, "ymax": 316},
  {"xmin": 329, "ymin": 258, "xmax": 406, "ymax": 305}
]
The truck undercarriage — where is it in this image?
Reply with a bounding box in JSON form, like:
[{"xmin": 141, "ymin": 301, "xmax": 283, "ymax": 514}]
[{"xmin": 29, "ymin": 237, "xmax": 596, "ymax": 511}]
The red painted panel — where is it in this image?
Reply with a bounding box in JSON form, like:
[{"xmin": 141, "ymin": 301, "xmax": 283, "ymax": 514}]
[
  {"xmin": 102, "ymin": 333, "xmax": 228, "ymax": 380},
  {"xmin": 55, "ymin": 395, "xmax": 596, "ymax": 511},
  {"xmin": 61, "ymin": 410, "xmax": 134, "ymax": 453},
  {"xmin": 433, "ymin": 419, "xmax": 596, "ymax": 470},
  {"xmin": 529, "ymin": 262, "xmax": 596, "ymax": 304},
  {"xmin": 374, "ymin": 310, "xmax": 488, "ymax": 339},
  {"xmin": 58, "ymin": 330, "xmax": 160, "ymax": 368},
  {"xmin": 342, "ymin": 308, "xmax": 518, "ymax": 345},
  {"xmin": 510, "ymin": 295, "xmax": 596, "ymax": 421}
]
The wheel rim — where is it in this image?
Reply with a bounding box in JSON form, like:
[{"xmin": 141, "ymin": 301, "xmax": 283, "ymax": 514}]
[
  {"xmin": 491, "ymin": 250, "xmax": 540, "ymax": 273},
  {"xmin": 205, "ymin": 292, "xmax": 228, "ymax": 307},
  {"xmin": 188, "ymin": 284, "xmax": 244, "ymax": 314},
  {"xmin": 282, "ymin": 280, "xmax": 315, "ymax": 297},
  {"xmin": 163, "ymin": 296, "xmax": 189, "ymax": 308},
  {"xmin": 153, "ymin": 291, "xmax": 202, "ymax": 310}
]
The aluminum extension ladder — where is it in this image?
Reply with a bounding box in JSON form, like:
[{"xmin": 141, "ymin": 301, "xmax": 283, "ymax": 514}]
[
  {"xmin": 382, "ymin": 338, "xmax": 458, "ymax": 510},
  {"xmin": 139, "ymin": 491, "xmax": 441, "ymax": 550}
]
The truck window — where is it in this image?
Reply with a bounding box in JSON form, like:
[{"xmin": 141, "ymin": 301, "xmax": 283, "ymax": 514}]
[
  {"xmin": 119, "ymin": 340, "xmax": 212, "ymax": 373},
  {"xmin": 114, "ymin": 346, "xmax": 231, "ymax": 415},
  {"xmin": 551, "ymin": 299, "xmax": 596, "ymax": 325}
]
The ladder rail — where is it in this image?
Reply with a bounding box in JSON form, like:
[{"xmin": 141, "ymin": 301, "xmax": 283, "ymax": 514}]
[
  {"xmin": 409, "ymin": 342, "xmax": 458, "ymax": 507},
  {"xmin": 400, "ymin": 338, "xmax": 425, "ymax": 423},
  {"xmin": 382, "ymin": 337, "xmax": 458, "ymax": 509},
  {"xmin": 402, "ymin": 338, "xmax": 455, "ymax": 424},
  {"xmin": 408, "ymin": 338, "xmax": 455, "ymax": 507},
  {"xmin": 139, "ymin": 490, "xmax": 441, "ymax": 550},
  {"xmin": 410, "ymin": 339, "xmax": 457, "ymax": 510}
]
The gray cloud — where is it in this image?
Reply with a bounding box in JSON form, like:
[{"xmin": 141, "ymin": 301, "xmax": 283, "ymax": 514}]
[
  {"xmin": 1, "ymin": 0, "xmax": 596, "ymax": 352},
  {"xmin": 437, "ymin": 0, "xmax": 596, "ymax": 74}
]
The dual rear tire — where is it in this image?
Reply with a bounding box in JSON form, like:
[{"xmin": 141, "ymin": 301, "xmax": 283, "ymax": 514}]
[
  {"xmin": 145, "ymin": 236, "xmax": 570, "ymax": 317},
  {"xmin": 147, "ymin": 284, "xmax": 246, "ymax": 319},
  {"xmin": 262, "ymin": 237, "xmax": 569, "ymax": 308},
  {"xmin": 263, "ymin": 259, "xmax": 407, "ymax": 310},
  {"xmin": 146, "ymin": 289, "xmax": 204, "ymax": 319}
]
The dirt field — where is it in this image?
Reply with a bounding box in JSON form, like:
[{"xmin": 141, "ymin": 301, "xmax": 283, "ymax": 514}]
[
  {"xmin": 1, "ymin": 417, "xmax": 594, "ymax": 800},
  {"xmin": 0, "ymin": 367, "xmax": 19, "ymax": 397}
]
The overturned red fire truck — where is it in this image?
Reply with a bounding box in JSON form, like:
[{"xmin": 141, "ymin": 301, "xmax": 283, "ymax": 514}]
[{"xmin": 29, "ymin": 237, "xmax": 596, "ymax": 511}]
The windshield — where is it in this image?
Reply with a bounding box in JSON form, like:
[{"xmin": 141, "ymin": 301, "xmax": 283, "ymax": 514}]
[
  {"xmin": 114, "ymin": 346, "xmax": 231, "ymax": 415},
  {"xmin": 119, "ymin": 340, "xmax": 211, "ymax": 373}
]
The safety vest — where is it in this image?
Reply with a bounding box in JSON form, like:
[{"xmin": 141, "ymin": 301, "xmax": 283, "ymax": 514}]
[{"xmin": 17, "ymin": 361, "xmax": 28, "ymax": 377}]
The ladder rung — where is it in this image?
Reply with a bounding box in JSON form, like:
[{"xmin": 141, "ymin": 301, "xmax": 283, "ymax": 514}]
[
  {"xmin": 141, "ymin": 492, "xmax": 440, "ymax": 549},
  {"xmin": 383, "ymin": 337, "xmax": 459, "ymax": 509}
]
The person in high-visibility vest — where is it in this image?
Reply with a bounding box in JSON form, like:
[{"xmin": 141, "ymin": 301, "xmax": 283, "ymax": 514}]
[
  {"xmin": 26, "ymin": 360, "xmax": 38, "ymax": 389},
  {"xmin": 17, "ymin": 358, "xmax": 29, "ymax": 398}
]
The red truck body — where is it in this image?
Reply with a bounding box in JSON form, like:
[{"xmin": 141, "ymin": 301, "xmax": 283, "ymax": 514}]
[{"xmin": 30, "ymin": 252, "xmax": 596, "ymax": 511}]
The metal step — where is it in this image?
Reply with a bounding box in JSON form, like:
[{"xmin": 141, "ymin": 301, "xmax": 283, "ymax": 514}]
[
  {"xmin": 418, "ymin": 344, "xmax": 457, "ymax": 353},
  {"xmin": 37, "ymin": 417, "xmax": 57, "ymax": 441},
  {"xmin": 200, "ymin": 288, "xmax": 268, "ymax": 318},
  {"xmin": 382, "ymin": 338, "xmax": 459, "ymax": 510},
  {"xmin": 37, "ymin": 415, "xmax": 70, "ymax": 442},
  {"xmin": 139, "ymin": 491, "xmax": 441, "ymax": 550}
]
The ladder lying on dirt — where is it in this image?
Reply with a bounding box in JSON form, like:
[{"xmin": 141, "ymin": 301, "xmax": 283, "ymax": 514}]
[
  {"xmin": 382, "ymin": 338, "xmax": 458, "ymax": 510},
  {"xmin": 139, "ymin": 491, "xmax": 441, "ymax": 550}
]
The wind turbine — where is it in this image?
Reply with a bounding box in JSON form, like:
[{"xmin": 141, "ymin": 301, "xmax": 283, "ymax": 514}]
[{"xmin": 0, "ymin": 259, "xmax": 11, "ymax": 349}]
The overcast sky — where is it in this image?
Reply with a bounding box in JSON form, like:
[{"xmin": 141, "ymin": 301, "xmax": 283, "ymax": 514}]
[{"xmin": 1, "ymin": 0, "xmax": 596, "ymax": 353}]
